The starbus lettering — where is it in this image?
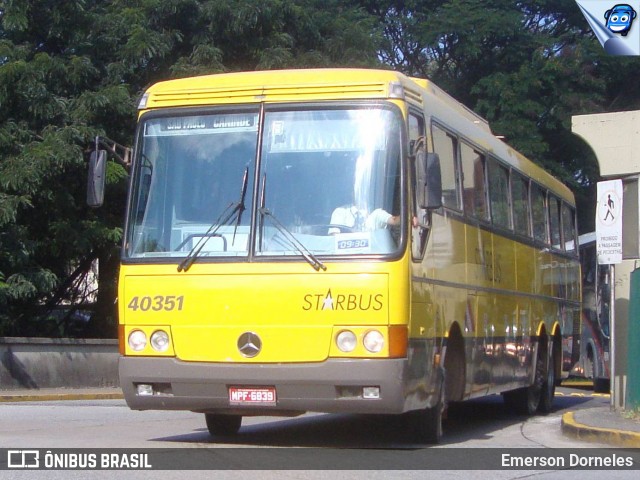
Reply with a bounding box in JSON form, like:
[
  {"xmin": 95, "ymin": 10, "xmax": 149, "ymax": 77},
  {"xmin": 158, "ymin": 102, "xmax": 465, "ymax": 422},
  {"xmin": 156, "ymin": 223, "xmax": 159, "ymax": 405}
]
[{"xmin": 302, "ymin": 289, "xmax": 384, "ymax": 311}]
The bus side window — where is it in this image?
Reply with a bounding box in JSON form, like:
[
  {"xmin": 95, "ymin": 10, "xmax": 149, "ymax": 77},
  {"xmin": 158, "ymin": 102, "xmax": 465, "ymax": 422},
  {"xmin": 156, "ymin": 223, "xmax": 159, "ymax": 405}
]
[
  {"xmin": 562, "ymin": 203, "xmax": 577, "ymax": 253},
  {"xmin": 460, "ymin": 142, "xmax": 488, "ymax": 221},
  {"xmin": 531, "ymin": 184, "xmax": 548, "ymax": 243},
  {"xmin": 431, "ymin": 124, "xmax": 460, "ymax": 211},
  {"xmin": 549, "ymin": 195, "xmax": 562, "ymax": 249},
  {"xmin": 488, "ymin": 158, "xmax": 511, "ymax": 229},
  {"xmin": 511, "ymin": 171, "xmax": 531, "ymax": 237},
  {"xmin": 409, "ymin": 112, "xmax": 429, "ymax": 259}
]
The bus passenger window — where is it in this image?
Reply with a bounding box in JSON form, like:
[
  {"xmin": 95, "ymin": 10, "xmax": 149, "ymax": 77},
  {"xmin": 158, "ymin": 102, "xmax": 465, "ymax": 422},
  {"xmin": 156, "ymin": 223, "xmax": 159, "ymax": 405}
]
[
  {"xmin": 562, "ymin": 203, "xmax": 577, "ymax": 252},
  {"xmin": 531, "ymin": 184, "xmax": 547, "ymax": 243},
  {"xmin": 408, "ymin": 113, "xmax": 424, "ymax": 154},
  {"xmin": 410, "ymin": 112, "xmax": 428, "ymax": 259},
  {"xmin": 511, "ymin": 172, "xmax": 530, "ymax": 236},
  {"xmin": 460, "ymin": 142, "xmax": 488, "ymax": 221},
  {"xmin": 432, "ymin": 124, "xmax": 460, "ymax": 210},
  {"xmin": 488, "ymin": 158, "xmax": 510, "ymax": 228},
  {"xmin": 549, "ymin": 196, "xmax": 562, "ymax": 249}
]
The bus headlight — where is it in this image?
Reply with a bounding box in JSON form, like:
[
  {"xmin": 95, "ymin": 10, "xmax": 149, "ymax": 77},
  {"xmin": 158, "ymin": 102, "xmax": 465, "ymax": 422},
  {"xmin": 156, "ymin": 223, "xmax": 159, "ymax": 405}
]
[
  {"xmin": 363, "ymin": 330, "xmax": 384, "ymax": 353},
  {"xmin": 150, "ymin": 330, "xmax": 170, "ymax": 352},
  {"xmin": 128, "ymin": 330, "xmax": 147, "ymax": 352},
  {"xmin": 336, "ymin": 330, "xmax": 357, "ymax": 352}
]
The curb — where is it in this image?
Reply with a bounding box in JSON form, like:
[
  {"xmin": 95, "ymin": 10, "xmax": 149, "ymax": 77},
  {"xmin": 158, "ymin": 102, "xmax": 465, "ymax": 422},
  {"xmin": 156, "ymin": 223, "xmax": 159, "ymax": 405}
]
[
  {"xmin": 561, "ymin": 411, "xmax": 640, "ymax": 448},
  {"xmin": 0, "ymin": 391, "xmax": 124, "ymax": 403}
]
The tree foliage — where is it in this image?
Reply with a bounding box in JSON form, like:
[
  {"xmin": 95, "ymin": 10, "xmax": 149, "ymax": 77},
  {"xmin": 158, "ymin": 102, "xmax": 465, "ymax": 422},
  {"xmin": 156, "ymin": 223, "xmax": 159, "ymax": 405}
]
[
  {"xmin": 0, "ymin": 0, "xmax": 636, "ymax": 336},
  {"xmin": 0, "ymin": 0, "xmax": 381, "ymax": 336},
  {"xmin": 360, "ymin": 1, "xmax": 614, "ymax": 220}
]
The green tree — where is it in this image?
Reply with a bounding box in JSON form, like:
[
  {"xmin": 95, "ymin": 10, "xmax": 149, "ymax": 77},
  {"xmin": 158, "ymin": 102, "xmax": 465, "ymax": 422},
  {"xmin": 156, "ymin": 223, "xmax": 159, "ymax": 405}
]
[
  {"xmin": 0, "ymin": 0, "xmax": 131, "ymax": 336},
  {"xmin": 0, "ymin": 0, "xmax": 382, "ymax": 337},
  {"xmin": 361, "ymin": 0, "xmax": 615, "ymax": 231},
  {"xmin": 3, "ymin": 0, "xmax": 638, "ymax": 337}
]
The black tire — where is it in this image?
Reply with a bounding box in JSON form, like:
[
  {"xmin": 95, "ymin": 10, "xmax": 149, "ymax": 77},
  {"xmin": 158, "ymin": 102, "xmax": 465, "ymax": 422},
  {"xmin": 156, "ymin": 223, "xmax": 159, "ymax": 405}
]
[
  {"xmin": 205, "ymin": 414, "xmax": 242, "ymax": 436},
  {"xmin": 593, "ymin": 377, "xmax": 610, "ymax": 394},
  {"xmin": 503, "ymin": 342, "xmax": 545, "ymax": 415},
  {"xmin": 538, "ymin": 347, "xmax": 555, "ymax": 413},
  {"xmin": 410, "ymin": 380, "xmax": 444, "ymax": 444},
  {"xmin": 503, "ymin": 384, "xmax": 540, "ymax": 415},
  {"xmin": 412, "ymin": 403, "xmax": 443, "ymax": 444}
]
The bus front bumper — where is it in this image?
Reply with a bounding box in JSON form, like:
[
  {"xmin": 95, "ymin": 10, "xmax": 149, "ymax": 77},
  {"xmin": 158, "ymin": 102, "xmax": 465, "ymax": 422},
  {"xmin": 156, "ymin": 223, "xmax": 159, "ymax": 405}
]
[{"xmin": 119, "ymin": 356, "xmax": 417, "ymax": 415}]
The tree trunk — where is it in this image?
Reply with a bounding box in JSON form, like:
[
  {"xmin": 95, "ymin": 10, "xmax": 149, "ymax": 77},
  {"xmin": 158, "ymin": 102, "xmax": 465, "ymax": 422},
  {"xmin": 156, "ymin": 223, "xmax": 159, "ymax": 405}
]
[{"xmin": 87, "ymin": 245, "xmax": 120, "ymax": 338}]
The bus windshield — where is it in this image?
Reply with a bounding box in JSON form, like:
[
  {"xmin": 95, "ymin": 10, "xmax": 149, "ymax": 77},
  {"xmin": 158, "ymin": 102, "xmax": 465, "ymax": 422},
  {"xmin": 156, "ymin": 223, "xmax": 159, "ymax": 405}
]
[{"xmin": 125, "ymin": 105, "xmax": 404, "ymax": 261}]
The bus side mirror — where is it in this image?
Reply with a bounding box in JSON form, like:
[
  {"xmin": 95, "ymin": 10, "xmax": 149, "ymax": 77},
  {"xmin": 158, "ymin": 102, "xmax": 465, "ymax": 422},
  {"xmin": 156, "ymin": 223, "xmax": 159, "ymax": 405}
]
[
  {"xmin": 87, "ymin": 149, "xmax": 107, "ymax": 207},
  {"xmin": 416, "ymin": 152, "xmax": 442, "ymax": 210}
]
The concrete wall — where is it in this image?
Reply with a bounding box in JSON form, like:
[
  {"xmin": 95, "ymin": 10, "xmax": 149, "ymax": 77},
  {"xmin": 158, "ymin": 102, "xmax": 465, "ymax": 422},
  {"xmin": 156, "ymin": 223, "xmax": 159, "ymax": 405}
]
[
  {"xmin": 0, "ymin": 337, "xmax": 119, "ymax": 390},
  {"xmin": 572, "ymin": 111, "xmax": 640, "ymax": 178}
]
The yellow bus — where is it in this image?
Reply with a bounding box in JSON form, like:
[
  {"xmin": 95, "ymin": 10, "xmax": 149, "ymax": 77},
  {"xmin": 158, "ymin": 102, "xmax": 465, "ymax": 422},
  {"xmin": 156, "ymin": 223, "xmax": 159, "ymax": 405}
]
[{"xmin": 91, "ymin": 68, "xmax": 580, "ymax": 443}]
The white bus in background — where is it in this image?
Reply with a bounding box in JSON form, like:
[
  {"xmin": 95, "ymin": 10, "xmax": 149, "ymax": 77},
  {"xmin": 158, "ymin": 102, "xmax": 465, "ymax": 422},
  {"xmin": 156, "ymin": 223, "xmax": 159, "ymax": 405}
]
[{"xmin": 577, "ymin": 232, "xmax": 611, "ymax": 393}]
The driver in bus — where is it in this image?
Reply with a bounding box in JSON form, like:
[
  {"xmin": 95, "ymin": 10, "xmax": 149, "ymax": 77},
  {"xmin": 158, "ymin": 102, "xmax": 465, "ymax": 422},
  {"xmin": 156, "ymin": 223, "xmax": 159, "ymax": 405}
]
[
  {"xmin": 327, "ymin": 155, "xmax": 400, "ymax": 234},
  {"xmin": 328, "ymin": 205, "xmax": 399, "ymax": 234}
]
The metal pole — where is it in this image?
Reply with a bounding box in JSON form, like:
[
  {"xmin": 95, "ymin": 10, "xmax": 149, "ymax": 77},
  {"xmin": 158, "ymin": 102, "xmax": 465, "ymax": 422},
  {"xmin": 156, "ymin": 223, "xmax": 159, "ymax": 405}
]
[{"xmin": 610, "ymin": 264, "xmax": 616, "ymax": 409}]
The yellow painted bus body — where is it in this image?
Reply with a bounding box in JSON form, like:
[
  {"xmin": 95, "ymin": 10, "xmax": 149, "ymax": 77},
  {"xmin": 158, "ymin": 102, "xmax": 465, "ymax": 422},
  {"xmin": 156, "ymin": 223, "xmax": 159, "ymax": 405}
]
[
  {"xmin": 116, "ymin": 68, "xmax": 580, "ymax": 439},
  {"xmin": 120, "ymin": 260, "xmax": 409, "ymax": 363}
]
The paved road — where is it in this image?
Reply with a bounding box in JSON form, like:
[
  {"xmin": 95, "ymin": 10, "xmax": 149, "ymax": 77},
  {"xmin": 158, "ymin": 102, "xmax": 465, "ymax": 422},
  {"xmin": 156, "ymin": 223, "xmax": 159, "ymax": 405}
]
[{"xmin": 0, "ymin": 386, "xmax": 635, "ymax": 480}]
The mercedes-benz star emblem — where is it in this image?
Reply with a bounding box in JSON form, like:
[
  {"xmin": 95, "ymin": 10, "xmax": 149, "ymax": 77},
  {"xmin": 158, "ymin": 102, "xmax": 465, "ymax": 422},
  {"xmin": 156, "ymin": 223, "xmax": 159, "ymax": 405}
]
[{"xmin": 237, "ymin": 332, "xmax": 262, "ymax": 358}]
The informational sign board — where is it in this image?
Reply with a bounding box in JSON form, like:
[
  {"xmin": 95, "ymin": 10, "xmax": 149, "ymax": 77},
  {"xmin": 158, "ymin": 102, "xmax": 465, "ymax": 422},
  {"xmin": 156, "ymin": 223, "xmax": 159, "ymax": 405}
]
[{"xmin": 596, "ymin": 179, "xmax": 623, "ymax": 264}]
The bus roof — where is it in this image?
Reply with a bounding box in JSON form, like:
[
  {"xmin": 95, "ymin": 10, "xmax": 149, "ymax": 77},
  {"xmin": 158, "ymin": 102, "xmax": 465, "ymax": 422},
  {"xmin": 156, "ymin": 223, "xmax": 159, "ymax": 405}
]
[
  {"xmin": 140, "ymin": 68, "xmax": 574, "ymax": 205},
  {"xmin": 141, "ymin": 68, "xmax": 410, "ymax": 107}
]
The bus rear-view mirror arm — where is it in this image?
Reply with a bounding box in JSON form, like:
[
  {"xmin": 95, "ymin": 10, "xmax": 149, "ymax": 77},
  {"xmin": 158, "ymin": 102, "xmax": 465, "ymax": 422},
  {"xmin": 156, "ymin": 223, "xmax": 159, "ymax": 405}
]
[{"xmin": 87, "ymin": 136, "xmax": 131, "ymax": 208}]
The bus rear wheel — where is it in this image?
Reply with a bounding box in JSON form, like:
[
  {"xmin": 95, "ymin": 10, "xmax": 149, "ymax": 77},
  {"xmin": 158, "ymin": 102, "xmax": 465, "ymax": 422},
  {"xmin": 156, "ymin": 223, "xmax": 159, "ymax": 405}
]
[
  {"xmin": 205, "ymin": 414, "xmax": 242, "ymax": 436},
  {"xmin": 503, "ymin": 345, "xmax": 545, "ymax": 415},
  {"xmin": 538, "ymin": 347, "xmax": 555, "ymax": 413}
]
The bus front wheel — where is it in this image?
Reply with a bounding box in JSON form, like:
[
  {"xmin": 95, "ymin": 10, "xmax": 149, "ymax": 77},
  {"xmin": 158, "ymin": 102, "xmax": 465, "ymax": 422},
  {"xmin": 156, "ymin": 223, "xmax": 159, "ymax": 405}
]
[
  {"xmin": 410, "ymin": 383, "xmax": 444, "ymax": 444},
  {"xmin": 205, "ymin": 414, "xmax": 242, "ymax": 436},
  {"xmin": 413, "ymin": 403, "xmax": 443, "ymax": 444}
]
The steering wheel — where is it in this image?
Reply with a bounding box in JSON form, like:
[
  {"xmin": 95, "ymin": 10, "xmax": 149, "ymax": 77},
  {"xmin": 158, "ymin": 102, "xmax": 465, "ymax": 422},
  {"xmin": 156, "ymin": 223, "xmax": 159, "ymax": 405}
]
[{"xmin": 323, "ymin": 224, "xmax": 355, "ymax": 234}]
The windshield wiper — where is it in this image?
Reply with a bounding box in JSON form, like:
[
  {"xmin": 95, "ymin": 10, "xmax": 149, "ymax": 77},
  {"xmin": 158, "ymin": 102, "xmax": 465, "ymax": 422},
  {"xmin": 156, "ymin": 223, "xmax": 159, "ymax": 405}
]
[
  {"xmin": 177, "ymin": 169, "xmax": 249, "ymax": 273},
  {"xmin": 232, "ymin": 166, "xmax": 249, "ymax": 245},
  {"xmin": 259, "ymin": 207, "xmax": 327, "ymax": 272}
]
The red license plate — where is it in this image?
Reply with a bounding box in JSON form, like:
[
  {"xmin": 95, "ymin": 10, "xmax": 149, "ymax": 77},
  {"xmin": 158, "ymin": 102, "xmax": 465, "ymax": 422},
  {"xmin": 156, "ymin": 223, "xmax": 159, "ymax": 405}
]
[{"xmin": 228, "ymin": 386, "xmax": 277, "ymax": 405}]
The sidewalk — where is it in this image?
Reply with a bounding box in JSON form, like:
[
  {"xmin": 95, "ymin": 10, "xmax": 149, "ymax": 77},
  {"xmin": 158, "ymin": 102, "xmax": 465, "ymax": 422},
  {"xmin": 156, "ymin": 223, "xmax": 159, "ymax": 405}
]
[
  {"xmin": 0, "ymin": 387, "xmax": 123, "ymax": 402},
  {"xmin": 562, "ymin": 406, "xmax": 640, "ymax": 447}
]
